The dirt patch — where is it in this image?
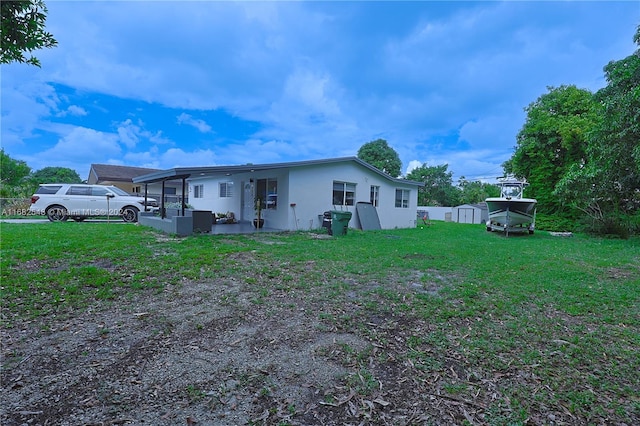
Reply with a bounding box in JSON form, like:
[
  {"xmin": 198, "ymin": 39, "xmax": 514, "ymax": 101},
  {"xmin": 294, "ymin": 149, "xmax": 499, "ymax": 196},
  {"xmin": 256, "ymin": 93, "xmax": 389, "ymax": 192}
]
[
  {"xmin": 0, "ymin": 260, "xmax": 488, "ymax": 426},
  {"xmin": 1, "ymin": 271, "xmax": 401, "ymax": 425}
]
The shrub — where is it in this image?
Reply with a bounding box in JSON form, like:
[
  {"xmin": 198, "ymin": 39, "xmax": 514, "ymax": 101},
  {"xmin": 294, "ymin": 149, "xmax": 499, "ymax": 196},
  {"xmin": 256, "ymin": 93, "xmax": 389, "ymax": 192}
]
[{"xmin": 535, "ymin": 214, "xmax": 576, "ymax": 232}]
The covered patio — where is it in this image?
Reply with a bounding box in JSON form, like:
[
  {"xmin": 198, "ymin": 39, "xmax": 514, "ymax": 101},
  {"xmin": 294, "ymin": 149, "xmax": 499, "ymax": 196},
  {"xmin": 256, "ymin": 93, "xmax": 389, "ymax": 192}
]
[{"xmin": 138, "ymin": 212, "xmax": 282, "ymax": 236}]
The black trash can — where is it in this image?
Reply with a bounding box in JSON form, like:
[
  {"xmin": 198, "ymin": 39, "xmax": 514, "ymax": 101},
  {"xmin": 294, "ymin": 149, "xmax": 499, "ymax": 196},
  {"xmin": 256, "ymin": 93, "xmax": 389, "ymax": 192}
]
[{"xmin": 322, "ymin": 211, "xmax": 333, "ymax": 234}]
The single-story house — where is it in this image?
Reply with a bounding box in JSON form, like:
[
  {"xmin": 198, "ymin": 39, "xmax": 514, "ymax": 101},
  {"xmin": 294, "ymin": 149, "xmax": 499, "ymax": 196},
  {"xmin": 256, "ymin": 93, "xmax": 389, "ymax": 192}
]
[
  {"xmin": 133, "ymin": 157, "xmax": 424, "ymax": 231},
  {"xmin": 88, "ymin": 164, "xmax": 183, "ymax": 202},
  {"xmin": 452, "ymin": 203, "xmax": 488, "ymax": 224}
]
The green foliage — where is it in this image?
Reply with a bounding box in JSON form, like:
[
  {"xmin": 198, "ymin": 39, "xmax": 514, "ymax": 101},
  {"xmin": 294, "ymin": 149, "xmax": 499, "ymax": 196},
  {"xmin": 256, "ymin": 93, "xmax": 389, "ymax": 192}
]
[
  {"xmin": 0, "ymin": 151, "xmax": 82, "ymax": 198},
  {"xmin": 0, "ymin": 149, "xmax": 31, "ymax": 187},
  {"xmin": 165, "ymin": 201, "xmax": 194, "ymax": 209},
  {"xmin": 554, "ymin": 26, "xmax": 640, "ymax": 236},
  {"xmin": 505, "ymin": 85, "xmax": 598, "ymax": 215},
  {"xmin": 357, "ymin": 138, "xmax": 402, "ymax": 178},
  {"xmin": 29, "ymin": 167, "xmax": 82, "ymax": 184},
  {"xmin": 406, "ymin": 163, "xmax": 460, "ymax": 206},
  {"xmin": 1, "ymin": 0, "xmax": 57, "ymax": 66},
  {"xmin": 579, "ymin": 209, "xmax": 638, "ymax": 239},
  {"xmin": 25, "ymin": 167, "xmax": 82, "ymax": 199},
  {"xmin": 534, "ymin": 213, "xmax": 578, "ymax": 232},
  {"xmin": 457, "ymin": 177, "xmax": 500, "ymax": 205},
  {"xmin": 0, "ymin": 149, "xmax": 31, "ymax": 197}
]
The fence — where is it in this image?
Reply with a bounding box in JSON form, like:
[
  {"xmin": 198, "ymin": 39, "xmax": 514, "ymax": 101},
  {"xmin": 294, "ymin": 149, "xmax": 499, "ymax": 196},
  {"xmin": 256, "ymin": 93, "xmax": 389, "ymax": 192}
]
[
  {"xmin": 144, "ymin": 193, "xmax": 188, "ymax": 205},
  {"xmin": 1, "ymin": 198, "xmax": 34, "ymax": 217}
]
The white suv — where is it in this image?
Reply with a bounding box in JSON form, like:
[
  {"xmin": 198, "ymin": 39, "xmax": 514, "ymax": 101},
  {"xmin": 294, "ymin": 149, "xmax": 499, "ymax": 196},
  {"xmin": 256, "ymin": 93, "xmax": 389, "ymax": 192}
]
[{"xmin": 29, "ymin": 184, "xmax": 158, "ymax": 223}]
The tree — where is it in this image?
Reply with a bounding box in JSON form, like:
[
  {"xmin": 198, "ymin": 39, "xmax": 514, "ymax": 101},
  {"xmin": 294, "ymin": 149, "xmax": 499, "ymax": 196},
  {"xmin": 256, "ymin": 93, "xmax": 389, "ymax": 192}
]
[
  {"xmin": 1, "ymin": 0, "xmax": 57, "ymax": 66},
  {"xmin": 457, "ymin": 177, "xmax": 500, "ymax": 205},
  {"xmin": 16, "ymin": 166, "xmax": 83, "ymax": 198},
  {"xmin": 0, "ymin": 149, "xmax": 31, "ymax": 187},
  {"xmin": 555, "ymin": 26, "xmax": 640, "ymax": 236},
  {"xmin": 0, "ymin": 150, "xmax": 32, "ymax": 198},
  {"xmin": 406, "ymin": 163, "xmax": 460, "ymax": 206},
  {"xmin": 587, "ymin": 25, "xmax": 640, "ymax": 209},
  {"xmin": 29, "ymin": 167, "xmax": 82, "ymax": 185},
  {"xmin": 357, "ymin": 139, "xmax": 402, "ymax": 178},
  {"xmin": 504, "ymin": 85, "xmax": 598, "ymax": 215}
]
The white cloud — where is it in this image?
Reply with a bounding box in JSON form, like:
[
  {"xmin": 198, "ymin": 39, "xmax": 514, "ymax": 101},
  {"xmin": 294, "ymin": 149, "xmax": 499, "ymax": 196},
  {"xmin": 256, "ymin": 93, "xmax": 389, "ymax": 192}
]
[
  {"xmin": 405, "ymin": 148, "xmax": 509, "ymax": 184},
  {"xmin": 116, "ymin": 119, "xmax": 141, "ymax": 149},
  {"xmin": 405, "ymin": 160, "xmax": 422, "ymax": 175},
  {"xmin": 121, "ymin": 146, "xmax": 219, "ymax": 170},
  {"xmin": 122, "ymin": 146, "xmax": 161, "ymax": 169},
  {"xmin": 458, "ymin": 114, "xmax": 523, "ymax": 150},
  {"xmin": 176, "ymin": 113, "xmax": 212, "ymax": 133},
  {"xmin": 0, "ymin": 76, "xmax": 60, "ymax": 147},
  {"xmin": 160, "ymin": 148, "xmax": 218, "ymax": 168},
  {"xmin": 25, "ymin": 127, "xmax": 121, "ymax": 175},
  {"xmin": 67, "ymin": 105, "xmax": 88, "ymax": 117},
  {"xmin": 115, "ymin": 119, "xmax": 173, "ymax": 149}
]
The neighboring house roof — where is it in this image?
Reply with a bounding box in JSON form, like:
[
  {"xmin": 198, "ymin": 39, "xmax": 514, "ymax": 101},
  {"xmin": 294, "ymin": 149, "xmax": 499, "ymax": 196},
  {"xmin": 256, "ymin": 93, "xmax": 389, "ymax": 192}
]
[
  {"xmin": 90, "ymin": 164, "xmax": 162, "ymax": 183},
  {"xmin": 133, "ymin": 157, "xmax": 424, "ymax": 186}
]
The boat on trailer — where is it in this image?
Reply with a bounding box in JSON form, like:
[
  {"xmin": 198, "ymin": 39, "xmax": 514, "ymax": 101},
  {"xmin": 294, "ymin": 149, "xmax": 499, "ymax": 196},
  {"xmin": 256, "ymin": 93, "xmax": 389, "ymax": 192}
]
[{"xmin": 485, "ymin": 176, "xmax": 537, "ymax": 236}]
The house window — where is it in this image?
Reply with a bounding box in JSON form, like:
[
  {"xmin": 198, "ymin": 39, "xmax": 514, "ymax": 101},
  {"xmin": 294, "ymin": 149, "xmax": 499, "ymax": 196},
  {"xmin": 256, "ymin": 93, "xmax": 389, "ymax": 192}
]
[
  {"xmin": 395, "ymin": 189, "xmax": 410, "ymax": 208},
  {"xmin": 193, "ymin": 184, "xmax": 204, "ymax": 199},
  {"xmin": 333, "ymin": 181, "xmax": 356, "ymax": 206},
  {"xmin": 219, "ymin": 182, "xmax": 233, "ymax": 198},
  {"xmin": 256, "ymin": 178, "xmax": 278, "ymax": 209},
  {"xmin": 370, "ymin": 185, "xmax": 380, "ymax": 207}
]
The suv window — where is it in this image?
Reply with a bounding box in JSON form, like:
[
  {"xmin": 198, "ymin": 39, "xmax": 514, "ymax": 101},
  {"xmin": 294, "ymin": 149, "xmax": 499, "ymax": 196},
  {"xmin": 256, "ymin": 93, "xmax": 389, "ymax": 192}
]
[
  {"xmin": 66, "ymin": 186, "xmax": 92, "ymax": 195},
  {"xmin": 91, "ymin": 187, "xmax": 110, "ymax": 196},
  {"xmin": 36, "ymin": 185, "xmax": 62, "ymax": 194}
]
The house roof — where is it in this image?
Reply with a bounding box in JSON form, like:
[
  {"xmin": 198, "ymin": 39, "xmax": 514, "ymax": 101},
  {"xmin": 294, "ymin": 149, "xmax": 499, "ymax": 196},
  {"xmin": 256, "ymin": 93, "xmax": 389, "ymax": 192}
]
[
  {"xmin": 133, "ymin": 157, "xmax": 424, "ymax": 187},
  {"xmin": 91, "ymin": 164, "xmax": 162, "ymax": 183}
]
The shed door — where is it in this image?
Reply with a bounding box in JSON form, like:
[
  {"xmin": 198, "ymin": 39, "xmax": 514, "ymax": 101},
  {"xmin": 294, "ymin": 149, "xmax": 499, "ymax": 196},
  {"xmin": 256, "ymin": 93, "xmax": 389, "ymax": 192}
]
[{"xmin": 458, "ymin": 208, "xmax": 475, "ymax": 224}]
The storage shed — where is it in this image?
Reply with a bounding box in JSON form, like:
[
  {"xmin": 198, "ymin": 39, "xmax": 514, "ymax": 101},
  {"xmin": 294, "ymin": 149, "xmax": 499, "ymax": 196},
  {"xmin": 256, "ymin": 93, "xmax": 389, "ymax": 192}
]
[{"xmin": 452, "ymin": 203, "xmax": 488, "ymax": 224}]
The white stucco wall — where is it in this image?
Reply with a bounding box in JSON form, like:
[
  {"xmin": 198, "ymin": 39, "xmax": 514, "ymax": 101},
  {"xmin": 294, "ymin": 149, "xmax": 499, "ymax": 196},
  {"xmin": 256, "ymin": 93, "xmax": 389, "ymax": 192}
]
[
  {"xmin": 289, "ymin": 162, "xmax": 418, "ymax": 230},
  {"xmin": 417, "ymin": 206, "xmax": 453, "ymax": 221},
  {"xmin": 187, "ymin": 177, "xmax": 236, "ymax": 213}
]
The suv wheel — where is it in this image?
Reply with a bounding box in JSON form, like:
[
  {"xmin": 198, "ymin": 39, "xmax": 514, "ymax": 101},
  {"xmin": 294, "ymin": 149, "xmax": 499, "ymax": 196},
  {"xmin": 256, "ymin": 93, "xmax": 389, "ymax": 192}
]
[
  {"xmin": 46, "ymin": 205, "xmax": 69, "ymax": 222},
  {"xmin": 121, "ymin": 206, "xmax": 139, "ymax": 223}
]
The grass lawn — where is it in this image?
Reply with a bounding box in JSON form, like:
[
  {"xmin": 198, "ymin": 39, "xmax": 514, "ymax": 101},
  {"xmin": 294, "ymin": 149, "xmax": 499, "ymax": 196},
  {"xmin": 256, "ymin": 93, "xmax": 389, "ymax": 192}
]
[{"xmin": 1, "ymin": 221, "xmax": 639, "ymax": 424}]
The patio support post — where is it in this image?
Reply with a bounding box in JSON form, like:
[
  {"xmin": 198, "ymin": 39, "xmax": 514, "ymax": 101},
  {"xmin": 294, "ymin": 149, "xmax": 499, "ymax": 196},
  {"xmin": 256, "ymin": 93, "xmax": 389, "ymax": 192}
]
[
  {"xmin": 143, "ymin": 184, "xmax": 148, "ymax": 211},
  {"xmin": 181, "ymin": 177, "xmax": 186, "ymax": 216},
  {"xmin": 161, "ymin": 180, "xmax": 166, "ymax": 219}
]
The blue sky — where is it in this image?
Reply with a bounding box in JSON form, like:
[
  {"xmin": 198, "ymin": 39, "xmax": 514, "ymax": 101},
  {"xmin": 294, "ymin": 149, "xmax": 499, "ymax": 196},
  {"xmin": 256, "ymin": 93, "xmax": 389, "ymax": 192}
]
[{"xmin": 2, "ymin": 1, "xmax": 639, "ymax": 182}]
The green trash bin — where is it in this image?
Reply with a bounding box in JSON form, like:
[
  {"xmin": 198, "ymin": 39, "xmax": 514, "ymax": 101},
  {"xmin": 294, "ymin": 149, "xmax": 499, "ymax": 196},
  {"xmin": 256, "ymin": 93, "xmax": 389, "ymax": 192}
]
[{"xmin": 330, "ymin": 210, "xmax": 352, "ymax": 236}]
